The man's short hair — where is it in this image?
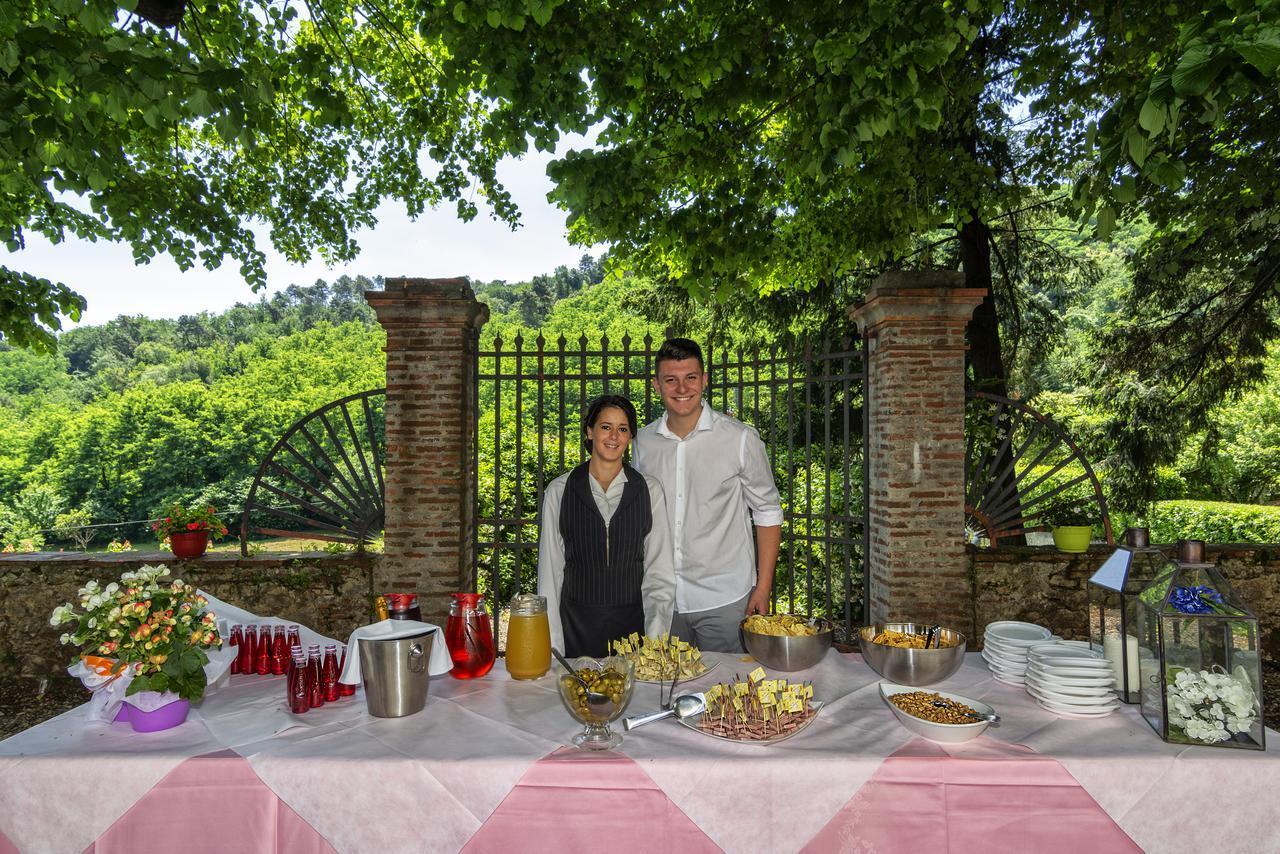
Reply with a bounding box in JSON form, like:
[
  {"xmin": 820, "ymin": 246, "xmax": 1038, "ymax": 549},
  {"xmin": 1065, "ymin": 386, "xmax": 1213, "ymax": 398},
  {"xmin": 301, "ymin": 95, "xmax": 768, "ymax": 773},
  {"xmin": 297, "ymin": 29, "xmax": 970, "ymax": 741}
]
[
  {"xmin": 654, "ymin": 338, "xmax": 704, "ymax": 374},
  {"xmin": 582, "ymin": 394, "xmax": 638, "ymax": 453}
]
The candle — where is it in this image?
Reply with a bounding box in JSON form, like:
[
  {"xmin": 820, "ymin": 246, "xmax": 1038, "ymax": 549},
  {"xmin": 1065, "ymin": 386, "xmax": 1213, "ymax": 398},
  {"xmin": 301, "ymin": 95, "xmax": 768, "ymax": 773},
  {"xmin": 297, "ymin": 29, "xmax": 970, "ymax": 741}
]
[{"xmin": 1103, "ymin": 633, "xmax": 1139, "ymax": 694}]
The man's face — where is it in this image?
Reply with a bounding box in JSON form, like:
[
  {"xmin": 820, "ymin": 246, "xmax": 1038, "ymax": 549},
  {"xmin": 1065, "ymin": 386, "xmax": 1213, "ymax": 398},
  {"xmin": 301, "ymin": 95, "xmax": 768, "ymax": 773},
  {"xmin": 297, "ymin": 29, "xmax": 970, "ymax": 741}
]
[{"xmin": 653, "ymin": 357, "xmax": 708, "ymax": 420}]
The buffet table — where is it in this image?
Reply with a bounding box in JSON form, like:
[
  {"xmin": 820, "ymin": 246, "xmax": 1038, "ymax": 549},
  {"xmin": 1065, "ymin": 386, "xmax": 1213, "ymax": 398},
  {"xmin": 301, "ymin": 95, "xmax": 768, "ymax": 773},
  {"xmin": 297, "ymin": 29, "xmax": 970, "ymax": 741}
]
[{"xmin": 2, "ymin": 650, "xmax": 1278, "ymax": 853}]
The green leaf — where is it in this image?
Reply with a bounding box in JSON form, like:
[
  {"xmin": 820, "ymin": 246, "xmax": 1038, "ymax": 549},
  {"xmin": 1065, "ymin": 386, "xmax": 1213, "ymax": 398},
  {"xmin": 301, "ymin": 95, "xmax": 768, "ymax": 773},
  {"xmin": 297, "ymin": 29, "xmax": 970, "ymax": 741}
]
[
  {"xmin": 1096, "ymin": 205, "xmax": 1116, "ymax": 240},
  {"xmin": 1171, "ymin": 44, "xmax": 1220, "ymax": 97},
  {"xmin": 1236, "ymin": 35, "xmax": 1280, "ymax": 76},
  {"xmin": 1137, "ymin": 98, "xmax": 1165, "ymax": 135},
  {"xmin": 1126, "ymin": 126, "xmax": 1152, "ymax": 168}
]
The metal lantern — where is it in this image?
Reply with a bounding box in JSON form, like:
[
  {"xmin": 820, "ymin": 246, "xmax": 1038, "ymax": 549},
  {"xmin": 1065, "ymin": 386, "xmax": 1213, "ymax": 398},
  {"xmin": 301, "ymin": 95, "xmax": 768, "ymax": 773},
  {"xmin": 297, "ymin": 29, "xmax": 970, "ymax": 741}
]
[
  {"xmin": 1136, "ymin": 540, "xmax": 1265, "ymax": 750},
  {"xmin": 1088, "ymin": 527, "xmax": 1164, "ymax": 703}
]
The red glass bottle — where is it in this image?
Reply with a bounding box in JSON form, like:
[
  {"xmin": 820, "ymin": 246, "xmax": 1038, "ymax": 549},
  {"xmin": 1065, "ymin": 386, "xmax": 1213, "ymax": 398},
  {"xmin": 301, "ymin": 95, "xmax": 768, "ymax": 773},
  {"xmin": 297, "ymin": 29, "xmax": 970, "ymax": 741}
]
[
  {"xmin": 228, "ymin": 625, "xmax": 243, "ymax": 675},
  {"xmin": 337, "ymin": 644, "xmax": 356, "ymax": 696},
  {"xmin": 445, "ymin": 593, "xmax": 496, "ymax": 679},
  {"xmin": 286, "ymin": 625, "xmax": 300, "ymax": 650},
  {"xmin": 255, "ymin": 624, "xmax": 272, "ymax": 675},
  {"xmin": 270, "ymin": 625, "xmax": 288, "ymax": 675},
  {"xmin": 322, "ymin": 644, "xmax": 340, "ymax": 702},
  {"xmin": 306, "ymin": 644, "xmax": 324, "ymax": 708},
  {"xmin": 287, "ymin": 653, "xmax": 310, "ymax": 714},
  {"xmin": 237, "ymin": 625, "xmax": 257, "ymax": 675}
]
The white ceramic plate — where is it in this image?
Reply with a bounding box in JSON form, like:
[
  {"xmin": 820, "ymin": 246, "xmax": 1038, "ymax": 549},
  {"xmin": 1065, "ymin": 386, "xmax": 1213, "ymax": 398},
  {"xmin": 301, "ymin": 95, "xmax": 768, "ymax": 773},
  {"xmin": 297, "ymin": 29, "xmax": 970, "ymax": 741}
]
[
  {"xmin": 982, "ymin": 638, "xmax": 1030, "ymax": 658},
  {"xmin": 1027, "ymin": 662, "xmax": 1118, "ymax": 682},
  {"xmin": 1027, "ymin": 682, "xmax": 1118, "ymax": 707},
  {"xmin": 1030, "ymin": 655, "xmax": 1111, "ymax": 670},
  {"xmin": 634, "ymin": 659, "xmax": 719, "ymax": 685},
  {"xmin": 679, "ymin": 699, "xmax": 823, "ymax": 744},
  {"xmin": 1034, "ymin": 697, "xmax": 1118, "ymax": 718},
  {"xmin": 1023, "ymin": 674, "xmax": 1116, "ymax": 698},
  {"xmin": 981, "ymin": 652, "xmax": 1027, "ymax": 675},
  {"xmin": 991, "ymin": 672, "xmax": 1026, "ymax": 686},
  {"xmin": 984, "ymin": 621, "xmax": 1053, "ymax": 646}
]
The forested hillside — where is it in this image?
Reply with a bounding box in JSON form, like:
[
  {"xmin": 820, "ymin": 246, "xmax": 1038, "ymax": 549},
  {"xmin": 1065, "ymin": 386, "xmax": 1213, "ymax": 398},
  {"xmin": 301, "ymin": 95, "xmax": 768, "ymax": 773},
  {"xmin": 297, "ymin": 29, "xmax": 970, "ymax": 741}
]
[{"xmin": 3, "ymin": 245, "xmax": 1280, "ymax": 553}]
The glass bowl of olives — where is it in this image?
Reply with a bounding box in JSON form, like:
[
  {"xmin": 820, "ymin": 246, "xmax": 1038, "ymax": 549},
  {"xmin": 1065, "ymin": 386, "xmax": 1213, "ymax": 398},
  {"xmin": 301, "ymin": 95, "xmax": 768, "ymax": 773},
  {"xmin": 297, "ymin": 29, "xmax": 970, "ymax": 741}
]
[{"xmin": 556, "ymin": 655, "xmax": 635, "ymax": 750}]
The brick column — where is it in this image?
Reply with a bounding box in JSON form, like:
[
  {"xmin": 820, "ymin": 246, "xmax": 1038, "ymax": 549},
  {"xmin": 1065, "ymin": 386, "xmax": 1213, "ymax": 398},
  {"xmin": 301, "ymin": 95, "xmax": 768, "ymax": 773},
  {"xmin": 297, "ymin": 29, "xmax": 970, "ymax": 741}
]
[
  {"xmin": 850, "ymin": 271, "xmax": 986, "ymax": 635},
  {"xmin": 366, "ymin": 278, "xmax": 487, "ymax": 624}
]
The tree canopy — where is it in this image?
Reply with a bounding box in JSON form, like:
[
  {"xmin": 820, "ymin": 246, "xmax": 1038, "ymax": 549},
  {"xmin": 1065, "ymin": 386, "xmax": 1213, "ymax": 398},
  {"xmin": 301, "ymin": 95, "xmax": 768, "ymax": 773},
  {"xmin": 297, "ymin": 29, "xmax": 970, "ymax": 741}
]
[{"xmin": 3, "ymin": 0, "xmax": 515, "ymax": 350}]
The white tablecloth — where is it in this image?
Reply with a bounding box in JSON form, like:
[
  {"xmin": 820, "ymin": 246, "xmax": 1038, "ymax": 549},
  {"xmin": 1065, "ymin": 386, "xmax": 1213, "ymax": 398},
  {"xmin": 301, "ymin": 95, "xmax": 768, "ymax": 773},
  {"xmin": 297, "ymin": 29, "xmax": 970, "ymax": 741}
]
[{"xmin": 2, "ymin": 652, "xmax": 1278, "ymax": 853}]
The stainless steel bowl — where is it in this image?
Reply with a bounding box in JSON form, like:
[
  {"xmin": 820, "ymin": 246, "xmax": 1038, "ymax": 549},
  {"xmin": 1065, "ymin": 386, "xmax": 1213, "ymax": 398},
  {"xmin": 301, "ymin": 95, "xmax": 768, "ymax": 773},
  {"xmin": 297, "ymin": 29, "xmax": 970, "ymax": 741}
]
[
  {"xmin": 740, "ymin": 617, "xmax": 834, "ymax": 672},
  {"xmin": 858, "ymin": 623, "xmax": 967, "ymax": 686}
]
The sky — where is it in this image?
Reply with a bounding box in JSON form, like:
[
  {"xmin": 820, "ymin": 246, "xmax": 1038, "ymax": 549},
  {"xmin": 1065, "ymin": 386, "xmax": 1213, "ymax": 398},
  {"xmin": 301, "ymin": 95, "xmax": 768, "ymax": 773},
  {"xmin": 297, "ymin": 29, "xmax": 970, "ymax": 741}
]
[{"xmin": 16, "ymin": 137, "xmax": 600, "ymax": 329}]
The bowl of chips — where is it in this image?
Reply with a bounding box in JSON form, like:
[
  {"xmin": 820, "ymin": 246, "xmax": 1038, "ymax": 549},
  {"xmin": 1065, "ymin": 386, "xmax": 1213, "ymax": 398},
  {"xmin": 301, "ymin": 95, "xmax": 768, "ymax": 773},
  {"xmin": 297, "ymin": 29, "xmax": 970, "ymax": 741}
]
[
  {"xmin": 858, "ymin": 623, "xmax": 967, "ymax": 686},
  {"xmin": 740, "ymin": 614, "xmax": 834, "ymax": 671}
]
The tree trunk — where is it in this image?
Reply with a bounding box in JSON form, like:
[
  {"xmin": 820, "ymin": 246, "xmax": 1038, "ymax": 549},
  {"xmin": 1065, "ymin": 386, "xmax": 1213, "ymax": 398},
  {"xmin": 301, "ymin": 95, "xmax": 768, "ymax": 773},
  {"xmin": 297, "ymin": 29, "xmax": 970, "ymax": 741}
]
[{"xmin": 959, "ymin": 215, "xmax": 1006, "ymax": 397}]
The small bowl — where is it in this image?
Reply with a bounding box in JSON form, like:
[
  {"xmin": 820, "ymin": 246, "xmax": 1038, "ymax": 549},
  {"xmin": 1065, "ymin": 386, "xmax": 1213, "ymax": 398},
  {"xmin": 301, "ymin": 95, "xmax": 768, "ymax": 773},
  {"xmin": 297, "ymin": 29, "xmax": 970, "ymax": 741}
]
[
  {"xmin": 858, "ymin": 623, "xmax": 967, "ymax": 686},
  {"xmin": 740, "ymin": 616, "xmax": 834, "ymax": 671},
  {"xmin": 555, "ymin": 656, "xmax": 635, "ymax": 750},
  {"xmin": 879, "ymin": 682, "xmax": 993, "ymax": 743}
]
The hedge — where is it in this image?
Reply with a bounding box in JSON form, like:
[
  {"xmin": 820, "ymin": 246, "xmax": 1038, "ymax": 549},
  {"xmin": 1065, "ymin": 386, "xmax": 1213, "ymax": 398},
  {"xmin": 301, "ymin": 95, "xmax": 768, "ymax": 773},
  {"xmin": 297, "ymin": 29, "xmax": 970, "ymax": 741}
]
[{"xmin": 1148, "ymin": 500, "xmax": 1280, "ymax": 545}]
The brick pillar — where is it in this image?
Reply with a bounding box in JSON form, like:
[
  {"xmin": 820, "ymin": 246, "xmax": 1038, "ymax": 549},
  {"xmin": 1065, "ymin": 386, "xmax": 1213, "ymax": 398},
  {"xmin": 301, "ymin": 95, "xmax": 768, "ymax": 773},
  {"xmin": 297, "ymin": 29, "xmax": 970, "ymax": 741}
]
[
  {"xmin": 850, "ymin": 271, "xmax": 986, "ymax": 636},
  {"xmin": 366, "ymin": 278, "xmax": 487, "ymax": 624}
]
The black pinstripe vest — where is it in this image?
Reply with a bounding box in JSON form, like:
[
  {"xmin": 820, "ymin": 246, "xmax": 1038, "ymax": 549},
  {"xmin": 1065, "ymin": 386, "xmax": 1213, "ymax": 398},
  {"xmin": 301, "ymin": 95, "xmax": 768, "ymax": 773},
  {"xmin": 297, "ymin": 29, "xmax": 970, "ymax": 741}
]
[{"xmin": 559, "ymin": 462, "xmax": 651, "ymax": 606}]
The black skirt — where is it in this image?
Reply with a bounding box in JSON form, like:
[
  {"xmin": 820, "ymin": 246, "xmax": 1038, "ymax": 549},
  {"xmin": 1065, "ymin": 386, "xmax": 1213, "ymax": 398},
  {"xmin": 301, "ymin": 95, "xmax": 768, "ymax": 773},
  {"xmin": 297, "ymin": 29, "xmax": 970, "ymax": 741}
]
[{"xmin": 561, "ymin": 596, "xmax": 644, "ymax": 659}]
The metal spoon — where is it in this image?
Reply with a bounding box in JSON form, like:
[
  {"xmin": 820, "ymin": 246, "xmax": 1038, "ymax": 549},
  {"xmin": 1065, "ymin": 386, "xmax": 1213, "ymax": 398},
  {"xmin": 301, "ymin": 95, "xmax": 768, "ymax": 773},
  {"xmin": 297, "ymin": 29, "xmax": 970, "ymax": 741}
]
[
  {"xmin": 551, "ymin": 648, "xmax": 611, "ymax": 707},
  {"xmin": 932, "ymin": 700, "xmax": 1000, "ymax": 723},
  {"xmin": 624, "ymin": 692, "xmax": 706, "ymax": 731}
]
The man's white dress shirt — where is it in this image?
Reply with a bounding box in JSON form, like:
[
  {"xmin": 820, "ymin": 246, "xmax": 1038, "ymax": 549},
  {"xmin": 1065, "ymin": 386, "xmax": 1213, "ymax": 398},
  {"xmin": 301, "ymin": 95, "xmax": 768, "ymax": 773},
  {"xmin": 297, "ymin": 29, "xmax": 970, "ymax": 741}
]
[
  {"xmin": 633, "ymin": 402, "xmax": 783, "ymax": 613},
  {"xmin": 536, "ymin": 466, "xmax": 676, "ymax": 652}
]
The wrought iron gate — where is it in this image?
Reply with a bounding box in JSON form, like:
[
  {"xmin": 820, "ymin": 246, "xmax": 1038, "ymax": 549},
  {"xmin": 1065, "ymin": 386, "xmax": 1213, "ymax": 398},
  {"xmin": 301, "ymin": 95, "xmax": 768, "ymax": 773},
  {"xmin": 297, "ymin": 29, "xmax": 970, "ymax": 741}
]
[{"xmin": 471, "ymin": 333, "xmax": 867, "ymax": 640}]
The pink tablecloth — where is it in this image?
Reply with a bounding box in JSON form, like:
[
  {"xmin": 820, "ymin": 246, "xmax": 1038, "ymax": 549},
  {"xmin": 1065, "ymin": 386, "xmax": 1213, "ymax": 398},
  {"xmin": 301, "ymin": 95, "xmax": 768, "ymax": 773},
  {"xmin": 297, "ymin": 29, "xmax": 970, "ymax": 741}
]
[{"xmin": 803, "ymin": 738, "xmax": 1139, "ymax": 852}]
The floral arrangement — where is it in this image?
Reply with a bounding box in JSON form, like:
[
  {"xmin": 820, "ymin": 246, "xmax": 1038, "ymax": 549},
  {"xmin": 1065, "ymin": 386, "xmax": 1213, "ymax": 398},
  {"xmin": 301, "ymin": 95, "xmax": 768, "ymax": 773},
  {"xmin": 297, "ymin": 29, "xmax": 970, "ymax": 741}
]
[
  {"xmin": 1166, "ymin": 665, "xmax": 1258, "ymax": 744},
  {"xmin": 50, "ymin": 565, "xmax": 223, "ymax": 702},
  {"xmin": 152, "ymin": 503, "xmax": 229, "ymax": 542},
  {"xmin": 1169, "ymin": 584, "xmax": 1225, "ymax": 614}
]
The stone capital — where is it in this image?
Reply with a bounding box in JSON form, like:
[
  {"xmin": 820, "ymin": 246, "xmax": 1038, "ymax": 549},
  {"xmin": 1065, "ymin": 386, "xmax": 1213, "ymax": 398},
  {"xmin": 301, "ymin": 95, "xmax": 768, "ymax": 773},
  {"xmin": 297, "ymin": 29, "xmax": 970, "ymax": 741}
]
[
  {"xmin": 849, "ymin": 270, "xmax": 986, "ymax": 336},
  {"xmin": 365, "ymin": 277, "xmax": 489, "ymax": 331}
]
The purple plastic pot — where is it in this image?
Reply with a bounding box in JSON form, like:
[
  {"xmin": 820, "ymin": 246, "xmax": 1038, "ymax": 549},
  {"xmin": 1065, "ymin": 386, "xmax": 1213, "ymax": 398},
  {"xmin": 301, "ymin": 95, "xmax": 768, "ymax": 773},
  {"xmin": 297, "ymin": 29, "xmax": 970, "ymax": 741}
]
[
  {"xmin": 128, "ymin": 698, "xmax": 190, "ymax": 733},
  {"xmin": 112, "ymin": 704, "xmax": 131, "ymax": 723}
]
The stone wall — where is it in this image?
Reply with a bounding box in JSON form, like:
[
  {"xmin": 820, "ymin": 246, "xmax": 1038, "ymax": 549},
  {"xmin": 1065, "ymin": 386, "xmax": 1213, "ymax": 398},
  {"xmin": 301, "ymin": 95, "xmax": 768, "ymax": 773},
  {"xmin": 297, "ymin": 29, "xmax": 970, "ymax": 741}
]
[
  {"xmin": 969, "ymin": 543, "xmax": 1280, "ymax": 666},
  {"xmin": 0, "ymin": 551, "xmax": 376, "ymax": 679}
]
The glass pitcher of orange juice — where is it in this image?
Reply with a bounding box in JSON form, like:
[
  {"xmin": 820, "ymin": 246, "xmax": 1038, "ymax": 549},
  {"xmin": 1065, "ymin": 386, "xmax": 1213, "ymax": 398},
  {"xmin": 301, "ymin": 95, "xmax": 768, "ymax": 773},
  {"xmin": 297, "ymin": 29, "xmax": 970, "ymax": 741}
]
[{"xmin": 506, "ymin": 594, "xmax": 551, "ymax": 680}]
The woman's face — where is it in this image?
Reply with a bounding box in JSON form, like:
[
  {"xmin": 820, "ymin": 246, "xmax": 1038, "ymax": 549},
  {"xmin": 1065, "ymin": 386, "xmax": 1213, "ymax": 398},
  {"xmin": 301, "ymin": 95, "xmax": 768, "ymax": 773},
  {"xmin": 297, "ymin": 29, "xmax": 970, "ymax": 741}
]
[{"xmin": 586, "ymin": 406, "xmax": 632, "ymax": 463}]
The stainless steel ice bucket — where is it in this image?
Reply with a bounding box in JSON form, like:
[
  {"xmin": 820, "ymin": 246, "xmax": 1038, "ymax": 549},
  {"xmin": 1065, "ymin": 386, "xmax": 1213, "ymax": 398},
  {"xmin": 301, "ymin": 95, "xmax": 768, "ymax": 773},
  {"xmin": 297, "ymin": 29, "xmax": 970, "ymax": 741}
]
[{"xmin": 358, "ymin": 629, "xmax": 434, "ymax": 718}]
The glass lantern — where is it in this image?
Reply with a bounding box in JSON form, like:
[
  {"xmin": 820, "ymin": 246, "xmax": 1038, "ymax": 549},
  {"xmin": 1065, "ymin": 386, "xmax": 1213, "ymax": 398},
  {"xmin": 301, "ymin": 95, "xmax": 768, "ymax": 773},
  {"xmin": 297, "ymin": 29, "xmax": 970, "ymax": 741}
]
[
  {"xmin": 1088, "ymin": 527, "xmax": 1164, "ymax": 703},
  {"xmin": 1136, "ymin": 540, "xmax": 1265, "ymax": 750}
]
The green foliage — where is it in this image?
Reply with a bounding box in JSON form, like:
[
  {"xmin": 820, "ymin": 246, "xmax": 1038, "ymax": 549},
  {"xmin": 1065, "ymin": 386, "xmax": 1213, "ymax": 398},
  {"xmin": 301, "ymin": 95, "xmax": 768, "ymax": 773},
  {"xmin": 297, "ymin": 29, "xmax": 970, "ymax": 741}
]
[
  {"xmin": 1149, "ymin": 500, "xmax": 1280, "ymax": 546},
  {"xmin": 3, "ymin": 1, "xmax": 512, "ymax": 350},
  {"xmin": 53, "ymin": 507, "xmax": 95, "ymax": 550}
]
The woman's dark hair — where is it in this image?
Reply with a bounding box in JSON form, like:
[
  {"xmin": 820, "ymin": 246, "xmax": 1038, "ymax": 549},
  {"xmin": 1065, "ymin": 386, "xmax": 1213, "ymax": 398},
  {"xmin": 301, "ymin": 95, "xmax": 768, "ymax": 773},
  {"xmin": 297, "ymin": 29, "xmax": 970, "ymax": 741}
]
[
  {"xmin": 654, "ymin": 338, "xmax": 704, "ymax": 373},
  {"xmin": 583, "ymin": 394, "xmax": 638, "ymax": 453}
]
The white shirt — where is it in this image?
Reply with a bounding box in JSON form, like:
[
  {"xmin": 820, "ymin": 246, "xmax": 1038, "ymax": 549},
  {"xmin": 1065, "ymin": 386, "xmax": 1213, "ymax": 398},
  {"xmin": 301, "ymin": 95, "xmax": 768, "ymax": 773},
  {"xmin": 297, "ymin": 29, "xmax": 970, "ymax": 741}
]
[
  {"xmin": 633, "ymin": 402, "xmax": 784, "ymax": 613},
  {"xmin": 536, "ymin": 466, "xmax": 676, "ymax": 653}
]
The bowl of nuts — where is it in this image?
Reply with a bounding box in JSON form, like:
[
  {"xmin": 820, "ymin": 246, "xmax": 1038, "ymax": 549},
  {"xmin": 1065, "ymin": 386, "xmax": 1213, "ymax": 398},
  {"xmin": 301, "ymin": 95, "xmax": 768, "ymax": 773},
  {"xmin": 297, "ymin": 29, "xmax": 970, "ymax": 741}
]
[
  {"xmin": 556, "ymin": 655, "xmax": 635, "ymax": 750},
  {"xmin": 879, "ymin": 682, "xmax": 996, "ymax": 743}
]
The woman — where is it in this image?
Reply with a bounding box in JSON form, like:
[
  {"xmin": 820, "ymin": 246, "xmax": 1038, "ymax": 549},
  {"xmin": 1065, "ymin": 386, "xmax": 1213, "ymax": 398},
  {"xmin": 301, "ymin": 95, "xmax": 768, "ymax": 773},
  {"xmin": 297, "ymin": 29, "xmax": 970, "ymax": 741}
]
[{"xmin": 537, "ymin": 394, "xmax": 675, "ymax": 658}]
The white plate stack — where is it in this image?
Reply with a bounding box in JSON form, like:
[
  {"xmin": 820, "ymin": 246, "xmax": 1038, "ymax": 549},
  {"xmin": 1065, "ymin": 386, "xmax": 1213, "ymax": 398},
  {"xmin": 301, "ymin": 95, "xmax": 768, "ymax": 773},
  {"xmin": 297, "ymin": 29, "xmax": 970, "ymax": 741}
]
[
  {"xmin": 1024, "ymin": 640, "xmax": 1120, "ymax": 719},
  {"xmin": 981, "ymin": 620, "xmax": 1054, "ymax": 685}
]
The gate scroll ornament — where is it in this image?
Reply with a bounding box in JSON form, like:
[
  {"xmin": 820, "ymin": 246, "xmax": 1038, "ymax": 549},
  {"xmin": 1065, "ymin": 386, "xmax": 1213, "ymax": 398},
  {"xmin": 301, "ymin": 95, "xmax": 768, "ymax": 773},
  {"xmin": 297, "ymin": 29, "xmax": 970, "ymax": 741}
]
[{"xmin": 239, "ymin": 389, "xmax": 386, "ymax": 555}]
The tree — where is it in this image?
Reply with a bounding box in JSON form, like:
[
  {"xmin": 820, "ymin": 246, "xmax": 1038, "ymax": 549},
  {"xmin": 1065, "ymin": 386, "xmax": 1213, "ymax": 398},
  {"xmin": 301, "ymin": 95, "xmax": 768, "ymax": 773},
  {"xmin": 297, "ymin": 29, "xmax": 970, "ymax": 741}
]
[
  {"xmin": 3, "ymin": 0, "xmax": 515, "ymax": 351},
  {"xmin": 423, "ymin": 0, "xmax": 1278, "ymax": 510}
]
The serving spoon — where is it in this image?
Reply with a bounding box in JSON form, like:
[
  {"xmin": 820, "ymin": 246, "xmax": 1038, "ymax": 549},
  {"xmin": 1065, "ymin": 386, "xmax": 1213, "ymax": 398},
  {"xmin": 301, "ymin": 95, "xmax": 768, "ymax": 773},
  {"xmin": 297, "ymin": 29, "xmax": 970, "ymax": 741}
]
[
  {"xmin": 623, "ymin": 692, "xmax": 706, "ymax": 731},
  {"xmin": 551, "ymin": 648, "xmax": 612, "ymax": 708},
  {"xmin": 932, "ymin": 700, "xmax": 1000, "ymax": 723}
]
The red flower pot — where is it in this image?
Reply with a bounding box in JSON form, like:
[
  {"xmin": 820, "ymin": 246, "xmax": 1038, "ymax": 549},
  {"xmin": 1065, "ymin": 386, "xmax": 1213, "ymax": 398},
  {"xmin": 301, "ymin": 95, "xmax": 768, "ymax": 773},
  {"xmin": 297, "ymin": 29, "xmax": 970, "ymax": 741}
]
[{"xmin": 169, "ymin": 529, "xmax": 210, "ymax": 559}]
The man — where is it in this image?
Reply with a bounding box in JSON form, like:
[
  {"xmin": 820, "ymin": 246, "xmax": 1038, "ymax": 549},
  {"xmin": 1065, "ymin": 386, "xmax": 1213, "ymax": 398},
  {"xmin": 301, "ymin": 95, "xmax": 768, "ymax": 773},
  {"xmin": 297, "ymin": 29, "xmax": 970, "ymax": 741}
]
[{"xmin": 632, "ymin": 338, "xmax": 783, "ymax": 652}]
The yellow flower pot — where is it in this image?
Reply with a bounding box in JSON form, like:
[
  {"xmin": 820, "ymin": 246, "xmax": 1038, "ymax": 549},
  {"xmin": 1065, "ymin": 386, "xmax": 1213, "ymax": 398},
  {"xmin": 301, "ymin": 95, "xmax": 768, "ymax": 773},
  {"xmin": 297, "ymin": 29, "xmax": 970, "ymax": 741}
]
[{"xmin": 1051, "ymin": 525, "xmax": 1093, "ymax": 553}]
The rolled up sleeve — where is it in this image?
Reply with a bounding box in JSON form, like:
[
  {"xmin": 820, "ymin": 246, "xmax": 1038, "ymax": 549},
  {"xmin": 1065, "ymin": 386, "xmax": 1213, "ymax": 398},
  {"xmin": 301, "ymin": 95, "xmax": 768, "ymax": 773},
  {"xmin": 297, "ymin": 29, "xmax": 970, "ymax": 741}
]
[{"xmin": 740, "ymin": 428, "xmax": 783, "ymax": 526}]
